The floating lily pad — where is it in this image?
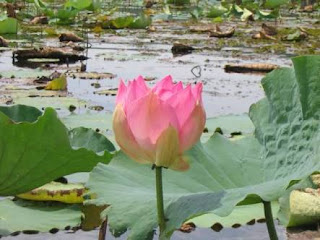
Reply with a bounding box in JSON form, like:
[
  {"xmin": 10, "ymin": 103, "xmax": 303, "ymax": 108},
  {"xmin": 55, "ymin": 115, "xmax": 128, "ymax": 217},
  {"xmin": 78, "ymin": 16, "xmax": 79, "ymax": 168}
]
[
  {"xmin": 62, "ymin": 112, "xmax": 113, "ymax": 133},
  {"xmin": 188, "ymin": 202, "xmax": 279, "ymax": 228},
  {"xmin": 17, "ymin": 182, "xmax": 87, "ymax": 204},
  {"xmin": 0, "ymin": 199, "xmax": 81, "ymax": 236},
  {"xmin": 204, "ymin": 114, "xmax": 254, "ymax": 140},
  {"xmin": 14, "ymin": 97, "xmax": 87, "ymax": 117},
  {"xmin": 207, "ymin": 5, "xmax": 228, "ymax": 18},
  {"xmin": 0, "ymin": 69, "xmax": 51, "ymax": 79}
]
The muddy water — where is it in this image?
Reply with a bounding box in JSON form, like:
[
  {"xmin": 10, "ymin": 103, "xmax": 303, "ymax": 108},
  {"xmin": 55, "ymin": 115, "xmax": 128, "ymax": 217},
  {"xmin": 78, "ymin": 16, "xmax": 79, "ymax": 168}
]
[
  {"xmin": 0, "ymin": 21, "xmax": 295, "ymax": 117},
  {"xmin": 4, "ymin": 223, "xmax": 286, "ymax": 240}
]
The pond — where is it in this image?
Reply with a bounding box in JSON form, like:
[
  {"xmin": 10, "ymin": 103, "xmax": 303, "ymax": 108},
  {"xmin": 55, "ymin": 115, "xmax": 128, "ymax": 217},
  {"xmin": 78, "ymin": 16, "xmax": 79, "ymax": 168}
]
[{"xmin": 0, "ymin": 1, "xmax": 319, "ymax": 240}]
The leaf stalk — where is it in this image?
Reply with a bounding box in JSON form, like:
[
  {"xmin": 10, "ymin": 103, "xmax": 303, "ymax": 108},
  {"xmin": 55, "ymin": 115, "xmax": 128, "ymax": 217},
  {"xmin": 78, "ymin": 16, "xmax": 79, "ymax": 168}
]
[{"xmin": 263, "ymin": 201, "xmax": 278, "ymax": 240}]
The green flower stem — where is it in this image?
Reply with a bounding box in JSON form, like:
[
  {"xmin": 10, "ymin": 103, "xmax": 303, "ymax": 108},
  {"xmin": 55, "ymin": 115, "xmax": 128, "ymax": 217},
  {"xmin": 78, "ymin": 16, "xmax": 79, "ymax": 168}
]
[
  {"xmin": 263, "ymin": 201, "xmax": 278, "ymax": 240},
  {"xmin": 155, "ymin": 166, "xmax": 166, "ymax": 237}
]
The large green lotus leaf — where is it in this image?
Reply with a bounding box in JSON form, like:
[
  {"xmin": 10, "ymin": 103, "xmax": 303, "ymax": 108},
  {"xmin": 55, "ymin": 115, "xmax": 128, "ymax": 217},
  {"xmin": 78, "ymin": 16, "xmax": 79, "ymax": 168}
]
[
  {"xmin": 249, "ymin": 55, "xmax": 320, "ymax": 219},
  {"xmin": 0, "ymin": 107, "xmax": 113, "ymax": 196},
  {"xmin": 0, "ymin": 199, "xmax": 81, "ymax": 236},
  {"xmin": 0, "ymin": 104, "xmax": 42, "ymax": 123},
  {"xmin": 86, "ymin": 135, "xmax": 267, "ymax": 240},
  {"xmin": 249, "ymin": 55, "xmax": 320, "ymax": 200},
  {"xmin": 86, "ymin": 55, "xmax": 320, "ymax": 239}
]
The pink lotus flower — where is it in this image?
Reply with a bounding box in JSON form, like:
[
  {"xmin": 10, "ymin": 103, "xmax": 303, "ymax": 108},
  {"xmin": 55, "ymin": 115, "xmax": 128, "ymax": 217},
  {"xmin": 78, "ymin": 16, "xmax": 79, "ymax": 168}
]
[{"xmin": 113, "ymin": 76, "xmax": 206, "ymax": 171}]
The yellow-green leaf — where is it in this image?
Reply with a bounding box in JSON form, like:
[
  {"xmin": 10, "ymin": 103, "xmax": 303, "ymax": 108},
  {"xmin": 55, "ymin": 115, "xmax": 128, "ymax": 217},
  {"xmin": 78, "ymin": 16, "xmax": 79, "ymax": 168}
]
[{"xmin": 45, "ymin": 74, "xmax": 67, "ymax": 90}]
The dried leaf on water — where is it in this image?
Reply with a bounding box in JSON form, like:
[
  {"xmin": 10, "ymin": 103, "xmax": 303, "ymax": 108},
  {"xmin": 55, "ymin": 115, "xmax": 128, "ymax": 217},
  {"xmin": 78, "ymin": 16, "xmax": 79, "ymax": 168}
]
[
  {"xmin": 17, "ymin": 182, "xmax": 88, "ymax": 204},
  {"xmin": 59, "ymin": 33, "xmax": 84, "ymax": 42},
  {"xmin": 30, "ymin": 16, "xmax": 48, "ymax": 25},
  {"xmin": 225, "ymin": 63, "xmax": 279, "ymax": 73},
  {"xmin": 261, "ymin": 23, "xmax": 277, "ymax": 36},
  {"xmin": 209, "ymin": 25, "xmax": 235, "ymax": 38}
]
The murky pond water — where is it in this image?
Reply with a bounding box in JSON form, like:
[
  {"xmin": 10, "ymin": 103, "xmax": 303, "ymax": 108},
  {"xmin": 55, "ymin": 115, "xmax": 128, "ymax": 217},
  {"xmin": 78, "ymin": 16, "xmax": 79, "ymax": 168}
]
[
  {"xmin": 3, "ymin": 223, "xmax": 287, "ymax": 240},
  {"xmin": 0, "ymin": 20, "xmax": 298, "ymax": 118}
]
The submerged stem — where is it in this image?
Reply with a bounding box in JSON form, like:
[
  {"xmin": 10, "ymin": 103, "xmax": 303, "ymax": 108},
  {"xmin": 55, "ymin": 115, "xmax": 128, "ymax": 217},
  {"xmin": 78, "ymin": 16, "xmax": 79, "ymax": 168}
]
[
  {"xmin": 263, "ymin": 201, "xmax": 278, "ymax": 240},
  {"xmin": 98, "ymin": 219, "xmax": 108, "ymax": 240},
  {"xmin": 155, "ymin": 166, "xmax": 166, "ymax": 237}
]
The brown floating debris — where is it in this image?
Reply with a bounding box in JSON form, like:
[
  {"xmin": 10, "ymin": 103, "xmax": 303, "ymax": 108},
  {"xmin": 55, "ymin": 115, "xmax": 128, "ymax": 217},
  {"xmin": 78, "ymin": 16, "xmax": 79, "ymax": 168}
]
[
  {"xmin": 261, "ymin": 23, "xmax": 277, "ymax": 36},
  {"xmin": 6, "ymin": 3, "xmax": 16, "ymax": 18},
  {"xmin": 30, "ymin": 16, "xmax": 48, "ymax": 25},
  {"xmin": 34, "ymin": 71, "xmax": 61, "ymax": 84},
  {"xmin": 144, "ymin": 76, "xmax": 156, "ymax": 82},
  {"xmin": 171, "ymin": 43, "xmax": 195, "ymax": 55},
  {"xmin": 145, "ymin": 0, "xmax": 154, "ymax": 8},
  {"xmin": 88, "ymin": 105, "xmax": 104, "ymax": 111},
  {"xmin": 65, "ymin": 41, "xmax": 85, "ymax": 52},
  {"xmin": 179, "ymin": 223, "xmax": 196, "ymax": 233},
  {"xmin": 252, "ymin": 23, "xmax": 277, "ymax": 40},
  {"xmin": 252, "ymin": 31, "xmax": 276, "ymax": 40},
  {"xmin": 59, "ymin": 33, "xmax": 84, "ymax": 42},
  {"xmin": 69, "ymin": 71, "xmax": 115, "ymax": 80},
  {"xmin": 209, "ymin": 25, "xmax": 235, "ymax": 38},
  {"xmin": 299, "ymin": 4, "xmax": 314, "ymax": 12},
  {"xmin": 13, "ymin": 47, "xmax": 87, "ymax": 62},
  {"xmin": 94, "ymin": 88, "xmax": 117, "ymax": 96},
  {"xmin": 146, "ymin": 26, "xmax": 156, "ymax": 32},
  {"xmin": 0, "ymin": 36, "xmax": 9, "ymax": 47},
  {"xmin": 225, "ymin": 63, "xmax": 279, "ymax": 73}
]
